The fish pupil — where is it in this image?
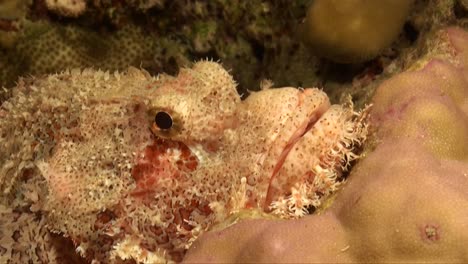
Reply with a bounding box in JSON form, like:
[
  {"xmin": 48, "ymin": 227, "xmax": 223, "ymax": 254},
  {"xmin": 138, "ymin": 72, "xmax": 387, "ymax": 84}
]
[{"xmin": 155, "ymin": 111, "xmax": 173, "ymax": 130}]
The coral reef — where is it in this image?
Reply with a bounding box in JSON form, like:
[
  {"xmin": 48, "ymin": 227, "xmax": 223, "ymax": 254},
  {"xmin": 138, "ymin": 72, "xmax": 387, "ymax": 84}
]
[
  {"xmin": 0, "ymin": 1, "xmax": 467, "ymax": 263},
  {"xmin": 0, "ymin": 61, "xmax": 368, "ymax": 263},
  {"xmin": 0, "ymin": 0, "xmax": 312, "ymax": 91},
  {"xmin": 183, "ymin": 26, "xmax": 468, "ymax": 263},
  {"xmin": 302, "ymin": 0, "xmax": 414, "ymax": 63},
  {"xmin": 2, "ymin": 0, "xmax": 450, "ymax": 94},
  {"xmin": 0, "ymin": 20, "xmax": 178, "ymax": 89},
  {"xmin": 325, "ymin": 0, "xmax": 468, "ymax": 109}
]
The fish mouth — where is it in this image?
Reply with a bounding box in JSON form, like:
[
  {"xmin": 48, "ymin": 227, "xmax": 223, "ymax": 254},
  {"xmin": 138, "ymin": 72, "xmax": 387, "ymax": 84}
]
[{"xmin": 263, "ymin": 93, "xmax": 329, "ymax": 210}]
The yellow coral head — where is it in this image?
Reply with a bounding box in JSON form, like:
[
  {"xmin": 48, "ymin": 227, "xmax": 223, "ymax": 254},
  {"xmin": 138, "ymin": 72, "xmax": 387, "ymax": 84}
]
[{"xmin": 302, "ymin": 0, "xmax": 414, "ymax": 63}]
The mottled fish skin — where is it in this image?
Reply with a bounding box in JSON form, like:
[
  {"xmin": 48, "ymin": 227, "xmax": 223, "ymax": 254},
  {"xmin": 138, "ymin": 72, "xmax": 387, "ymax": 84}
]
[{"xmin": 0, "ymin": 61, "xmax": 368, "ymax": 263}]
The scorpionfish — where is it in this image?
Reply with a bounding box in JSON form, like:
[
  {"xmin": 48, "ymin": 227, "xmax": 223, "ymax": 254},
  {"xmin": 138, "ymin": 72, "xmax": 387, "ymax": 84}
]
[{"xmin": 0, "ymin": 61, "xmax": 368, "ymax": 263}]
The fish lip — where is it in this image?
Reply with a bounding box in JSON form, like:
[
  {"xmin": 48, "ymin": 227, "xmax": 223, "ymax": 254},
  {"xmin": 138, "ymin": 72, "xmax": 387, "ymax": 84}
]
[{"xmin": 263, "ymin": 94, "xmax": 330, "ymax": 211}]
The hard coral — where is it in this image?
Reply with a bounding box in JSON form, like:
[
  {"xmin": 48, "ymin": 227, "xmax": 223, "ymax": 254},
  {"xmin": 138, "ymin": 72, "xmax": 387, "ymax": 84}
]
[
  {"xmin": 183, "ymin": 26, "xmax": 468, "ymax": 263},
  {"xmin": 0, "ymin": 21, "xmax": 169, "ymax": 88},
  {"xmin": 371, "ymin": 27, "xmax": 468, "ymax": 161},
  {"xmin": 303, "ymin": 0, "xmax": 414, "ymax": 63},
  {"xmin": 1, "ymin": 1, "xmax": 315, "ymax": 93}
]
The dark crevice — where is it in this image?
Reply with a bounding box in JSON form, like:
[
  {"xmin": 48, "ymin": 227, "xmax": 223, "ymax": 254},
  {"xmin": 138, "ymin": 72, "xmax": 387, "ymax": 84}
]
[
  {"xmin": 403, "ymin": 22, "xmax": 420, "ymax": 43},
  {"xmin": 251, "ymin": 40, "xmax": 265, "ymax": 62},
  {"xmin": 454, "ymin": 0, "xmax": 468, "ymax": 18}
]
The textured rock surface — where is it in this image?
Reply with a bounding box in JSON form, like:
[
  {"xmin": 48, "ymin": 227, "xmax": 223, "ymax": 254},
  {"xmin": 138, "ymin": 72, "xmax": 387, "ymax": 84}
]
[{"xmin": 183, "ymin": 26, "xmax": 468, "ymax": 263}]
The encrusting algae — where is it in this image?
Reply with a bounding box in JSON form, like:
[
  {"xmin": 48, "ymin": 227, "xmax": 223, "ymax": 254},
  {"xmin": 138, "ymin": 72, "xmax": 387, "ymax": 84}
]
[{"xmin": 0, "ymin": 61, "xmax": 369, "ymax": 263}]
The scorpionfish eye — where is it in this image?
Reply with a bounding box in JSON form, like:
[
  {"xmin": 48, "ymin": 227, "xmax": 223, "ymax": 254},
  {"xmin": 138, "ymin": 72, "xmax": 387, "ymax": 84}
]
[
  {"xmin": 154, "ymin": 111, "xmax": 173, "ymax": 130},
  {"xmin": 148, "ymin": 108, "xmax": 181, "ymax": 138}
]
